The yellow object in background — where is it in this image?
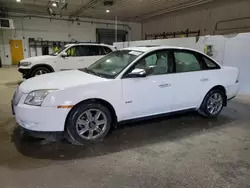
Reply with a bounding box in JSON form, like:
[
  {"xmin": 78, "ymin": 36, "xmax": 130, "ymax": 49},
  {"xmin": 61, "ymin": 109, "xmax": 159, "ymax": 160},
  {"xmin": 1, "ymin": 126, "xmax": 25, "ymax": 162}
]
[
  {"xmin": 10, "ymin": 40, "xmax": 24, "ymax": 65},
  {"xmin": 66, "ymin": 47, "xmax": 76, "ymax": 56},
  {"xmin": 54, "ymin": 46, "xmax": 59, "ymax": 53},
  {"xmin": 204, "ymin": 45, "xmax": 214, "ymax": 57}
]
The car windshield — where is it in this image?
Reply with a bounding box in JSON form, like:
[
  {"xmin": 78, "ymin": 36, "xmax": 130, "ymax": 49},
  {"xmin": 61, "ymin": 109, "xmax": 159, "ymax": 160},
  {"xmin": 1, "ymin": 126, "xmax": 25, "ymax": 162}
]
[
  {"xmin": 50, "ymin": 45, "xmax": 69, "ymax": 56},
  {"xmin": 81, "ymin": 50, "xmax": 144, "ymax": 79}
]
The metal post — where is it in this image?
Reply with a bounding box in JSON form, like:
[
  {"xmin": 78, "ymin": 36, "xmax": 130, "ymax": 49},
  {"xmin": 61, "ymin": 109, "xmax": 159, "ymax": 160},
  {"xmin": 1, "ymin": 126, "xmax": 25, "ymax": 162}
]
[{"xmin": 115, "ymin": 16, "xmax": 118, "ymax": 42}]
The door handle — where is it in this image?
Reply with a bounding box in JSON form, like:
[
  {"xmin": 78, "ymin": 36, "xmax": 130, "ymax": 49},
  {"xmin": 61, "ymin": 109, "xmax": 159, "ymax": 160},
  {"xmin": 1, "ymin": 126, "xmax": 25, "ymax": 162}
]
[
  {"xmin": 200, "ymin": 78, "xmax": 209, "ymax": 82},
  {"xmin": 159, "ymin": 83, "xmax": 171, "ymax": 88}
]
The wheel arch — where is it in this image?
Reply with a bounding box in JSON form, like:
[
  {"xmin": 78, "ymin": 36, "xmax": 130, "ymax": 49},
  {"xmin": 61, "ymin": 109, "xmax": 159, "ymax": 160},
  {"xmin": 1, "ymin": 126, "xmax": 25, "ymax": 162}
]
[
  {"xmin": 64, "ymin": 98, "xmax": 118, "ymax": 131},
  {"xmin": 31, "ymin": 64, "xmax": 55, "ymax": 73},
  {"xmin": 204, "ymin": 85, "xmax": 227, "ymax": 106}
]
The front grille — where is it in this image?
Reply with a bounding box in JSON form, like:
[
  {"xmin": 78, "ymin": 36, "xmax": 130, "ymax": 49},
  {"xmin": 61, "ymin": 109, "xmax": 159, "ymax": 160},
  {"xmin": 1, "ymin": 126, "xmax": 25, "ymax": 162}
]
[{"xmin": 13, "ymin": 89, "xmax": 23, "ymax": 106}]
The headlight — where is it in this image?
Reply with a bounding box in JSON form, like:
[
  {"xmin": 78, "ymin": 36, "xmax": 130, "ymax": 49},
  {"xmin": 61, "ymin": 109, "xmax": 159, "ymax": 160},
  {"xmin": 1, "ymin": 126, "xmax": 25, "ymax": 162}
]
[
  {"xmin": 20, "ymin": 62, "xmax": 31, "ymax": 67},
  {"xmin": 24, "ymin": 89, "xmax": 56, "ymax": 106}
]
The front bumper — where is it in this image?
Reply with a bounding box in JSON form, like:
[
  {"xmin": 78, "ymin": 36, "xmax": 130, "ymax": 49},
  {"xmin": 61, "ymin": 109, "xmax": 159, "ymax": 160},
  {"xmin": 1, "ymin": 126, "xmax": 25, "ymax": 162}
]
[
  {"xmin": 18, "ymin": 126, "xmax": 64, "ymax": 140},
  {"xmin": 13, "ymin": 99, "xmax": 70, "ymax": 132},
  {"xmin": 18, "ymin": 68, "xmax": 31, "ymax": 79}
]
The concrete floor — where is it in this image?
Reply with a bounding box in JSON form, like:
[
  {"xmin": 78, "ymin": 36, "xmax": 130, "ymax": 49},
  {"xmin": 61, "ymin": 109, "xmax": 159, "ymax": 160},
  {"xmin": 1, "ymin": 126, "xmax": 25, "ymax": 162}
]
[{"xmin": 0, "ymin": 67, "xmax": 250, "ymax": 188}]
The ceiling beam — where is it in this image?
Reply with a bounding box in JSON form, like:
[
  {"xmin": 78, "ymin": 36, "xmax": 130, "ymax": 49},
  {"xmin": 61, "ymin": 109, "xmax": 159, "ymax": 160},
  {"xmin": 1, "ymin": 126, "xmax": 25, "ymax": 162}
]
[
  {"xmin": 130, "ymin": 0, "xmax": 214, "ymax": 21},
  {"xmin": 69, "ymin": 0, "xmax": 102, "ymax": 18}
]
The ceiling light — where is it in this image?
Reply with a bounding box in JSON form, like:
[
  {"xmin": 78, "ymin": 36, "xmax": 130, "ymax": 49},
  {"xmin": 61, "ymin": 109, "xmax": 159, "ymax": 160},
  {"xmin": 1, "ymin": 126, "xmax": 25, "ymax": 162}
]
[
  {"xmin": 16, "ymin": 0, "xmax": 21, "ymax": 2},
  {"xmin": 52, "ymin": 2, "xmax": 58, "ymax": 7},
  {"xmin": 106, "ymin": 9, "xmax": 110, "ymax": 13}
]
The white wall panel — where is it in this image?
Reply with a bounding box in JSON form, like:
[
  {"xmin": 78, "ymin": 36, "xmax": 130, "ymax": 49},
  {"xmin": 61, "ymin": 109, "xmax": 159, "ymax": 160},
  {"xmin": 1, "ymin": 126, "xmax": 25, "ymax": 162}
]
[
  {"xmin": 114, "ymin": 33, "xmax": 250, "ymax": 94},
  {"xmin": 223, "ymin": 33, "xmax": 250, "ymax": 94},
  {"xmin": 0, "ymin": 16, "xmax": 141, "ymax": 65},
  {"xmin": 142, "ymin": 0, "xmax": 250, "ymax": 37},
  {"xmin": 196, "ymin": 36, "xmax": 226, "ymax": 64},
  {"xmin": 114, "ymin": 37, "xmax": 196, "ymax": 49}
]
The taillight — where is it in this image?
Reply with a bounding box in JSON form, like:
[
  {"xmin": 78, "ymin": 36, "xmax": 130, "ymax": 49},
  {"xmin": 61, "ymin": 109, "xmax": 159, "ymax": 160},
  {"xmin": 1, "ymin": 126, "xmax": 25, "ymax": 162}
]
[{"xmin": 236, "ymin": 74, "xmax": 239, "ymax": 83}]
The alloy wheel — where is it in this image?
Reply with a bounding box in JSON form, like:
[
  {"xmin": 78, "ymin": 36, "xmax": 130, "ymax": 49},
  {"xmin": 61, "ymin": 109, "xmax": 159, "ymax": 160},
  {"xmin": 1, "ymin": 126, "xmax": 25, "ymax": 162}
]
[
  {"xmin": 76, "ymin": 109, "xmax": 107, "ymax": 140},
  {"xmin": 207, "ymin": 93, "xmax": 223, "ymax": 115},
  {"xmin": 35, "ymin": 70, "xmax": 48, "ymax": 76}
]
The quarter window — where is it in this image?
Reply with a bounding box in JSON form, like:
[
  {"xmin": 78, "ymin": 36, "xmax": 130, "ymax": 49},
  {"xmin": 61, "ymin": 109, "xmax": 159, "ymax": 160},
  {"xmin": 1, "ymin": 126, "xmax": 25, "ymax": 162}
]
[
  {"xmin": 103, "ymin": 46, "xmax": 113, "ymax": 54},
  {"xmin": 174, "ymin": 51, "xmax": 201, "ymax": 73},
  {"xmin": 203, "ymin": 56, "xmax": 220, "ymax": 69}
]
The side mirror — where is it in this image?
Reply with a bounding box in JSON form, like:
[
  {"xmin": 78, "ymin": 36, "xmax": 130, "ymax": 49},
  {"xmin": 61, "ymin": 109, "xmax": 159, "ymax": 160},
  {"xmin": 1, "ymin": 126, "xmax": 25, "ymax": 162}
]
[
  {"xmin": 61, "ymin": 52, "xmax": 68, "ymax": 58},
  {"xmin": 127, "ymin": 68, "xmax": 147, "ymax": 78}
]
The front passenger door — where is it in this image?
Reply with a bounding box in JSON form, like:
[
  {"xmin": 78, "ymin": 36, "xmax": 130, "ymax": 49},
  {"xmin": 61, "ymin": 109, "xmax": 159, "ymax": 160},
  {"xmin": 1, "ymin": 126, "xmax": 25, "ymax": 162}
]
[{"xmin": 121, "ymin": 50, "xmax": 174, "ymax": 120}]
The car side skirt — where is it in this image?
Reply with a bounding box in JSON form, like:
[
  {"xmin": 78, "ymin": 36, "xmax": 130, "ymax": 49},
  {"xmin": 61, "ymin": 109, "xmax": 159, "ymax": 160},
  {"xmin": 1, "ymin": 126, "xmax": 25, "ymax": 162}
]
[{"xmin": 118, "ymin": 108, "xmax": 196, "ymax": 125}]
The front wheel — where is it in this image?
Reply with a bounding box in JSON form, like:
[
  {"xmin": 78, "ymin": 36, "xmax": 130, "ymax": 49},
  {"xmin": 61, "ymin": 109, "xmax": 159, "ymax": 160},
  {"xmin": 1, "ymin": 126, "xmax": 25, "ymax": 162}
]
[
  {"xmin": 66, "ymin": 102, "xmax": 112, "ymax": 144},
  {"xmin": 199, "ymin": 89, "xmax": 225, "ymax": 117},
  {"xmin": 30, "ymin": 67, "xmax": 51, "ymax": 77}
]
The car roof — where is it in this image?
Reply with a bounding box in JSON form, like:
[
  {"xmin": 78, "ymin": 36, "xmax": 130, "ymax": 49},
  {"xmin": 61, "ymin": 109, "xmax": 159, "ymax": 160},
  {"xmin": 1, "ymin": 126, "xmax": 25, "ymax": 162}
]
[
  {"xmin": 67, "ymin": 43, "xmax": 114, "ymax": 47},
  {"xmin": 122, "ymin": 46, "xmax": 202, "ymax": 54}
]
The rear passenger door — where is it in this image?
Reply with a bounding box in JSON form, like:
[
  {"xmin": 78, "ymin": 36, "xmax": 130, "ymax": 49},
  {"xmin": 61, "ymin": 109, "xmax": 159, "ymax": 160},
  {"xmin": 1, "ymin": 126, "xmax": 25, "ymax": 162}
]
[{"xmin": 170, "ymin": 50, "xmax": 213, "ymax": 111}]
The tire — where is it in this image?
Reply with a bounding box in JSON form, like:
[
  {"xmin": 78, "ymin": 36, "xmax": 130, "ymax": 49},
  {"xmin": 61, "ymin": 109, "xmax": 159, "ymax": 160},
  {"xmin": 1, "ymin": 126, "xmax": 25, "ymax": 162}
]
[
  {"xmin": 198, "ymin": 89, "xmax": 225, "ymax": 117},
  {"xmin": 30, "ymin": 66, "xmax": 51, "ymax": 77},
  {"xmin": 65, "ymin": 102, "xmax": 112, "ymax": 144}
]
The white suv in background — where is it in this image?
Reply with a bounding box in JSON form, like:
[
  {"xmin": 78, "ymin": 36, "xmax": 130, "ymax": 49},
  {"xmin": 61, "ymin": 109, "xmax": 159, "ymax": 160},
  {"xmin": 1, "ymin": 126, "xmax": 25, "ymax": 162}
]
[{"xmin": 18, "ymin": 43, "xmax": 115, "ymax": 79}]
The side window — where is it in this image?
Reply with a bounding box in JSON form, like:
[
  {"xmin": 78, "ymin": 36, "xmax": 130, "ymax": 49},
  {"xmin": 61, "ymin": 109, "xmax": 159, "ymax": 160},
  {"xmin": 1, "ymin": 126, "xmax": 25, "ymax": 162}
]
[
  {"xmin": 134, "ymin": 51, "xmax": 171, "ymax": 75},
  {"xmin": 203, "ymin": 56, "xmax": 220, "ymax": 69},
  {"xmin": 66, "ymin": 46, "xmax": 90, "ymax": 57},
  {"xmin": 99, "ymin": 46, "xmax": 106, "ymax": 55},
  {"xmin": 174, "ymin": 51, "xmax": 201, "ymax": 73},
  {"xmin": 88, "ymin": 46, "xmax": 101, "ymax": 56},
  {"xmin": 78, "ymin": 46, "xmax": 90, "ymax": 56},
  {"xmin": 144, "ymin": 54, "xmax": 157, "ymax": 66},
  {"xmin": 103, "ymin": 47, "xmax": 113, "ymax": 55},
  {"xmin": 66, "ymin": 46, "xmax": 77, "ymax": 57}
]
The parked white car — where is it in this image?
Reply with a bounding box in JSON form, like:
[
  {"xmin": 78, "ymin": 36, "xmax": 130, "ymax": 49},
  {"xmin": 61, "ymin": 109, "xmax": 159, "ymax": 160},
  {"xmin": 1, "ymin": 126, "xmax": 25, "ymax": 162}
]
[
  {"xmin": 18, "ymin": 43, "xmax": 115, "ymax": 79},
  {"xmin": 12, "ymin": 46, "xmax": 239, "ymax": 144}
]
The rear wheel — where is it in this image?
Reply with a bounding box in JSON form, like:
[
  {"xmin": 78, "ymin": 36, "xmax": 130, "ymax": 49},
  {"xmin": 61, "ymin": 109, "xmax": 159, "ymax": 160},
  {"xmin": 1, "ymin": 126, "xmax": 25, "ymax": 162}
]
[
  {"xmin": 30, "ymin": 66, "xmax": 51, "ymax": 77},
  {"xmin": 199, "ymin": 89, "xmax": 225, "ymax": 117},
  {"xmin": 66, "ymin": 102, "xmax": 112, "ymax": 144}
]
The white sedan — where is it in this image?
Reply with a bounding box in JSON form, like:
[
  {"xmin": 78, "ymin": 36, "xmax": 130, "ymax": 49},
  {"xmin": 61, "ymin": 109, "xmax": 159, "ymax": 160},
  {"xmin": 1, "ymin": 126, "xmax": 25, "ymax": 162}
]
[{"xmin": 12, "ymin": 46, "xmax": 239, "ymax": 144}]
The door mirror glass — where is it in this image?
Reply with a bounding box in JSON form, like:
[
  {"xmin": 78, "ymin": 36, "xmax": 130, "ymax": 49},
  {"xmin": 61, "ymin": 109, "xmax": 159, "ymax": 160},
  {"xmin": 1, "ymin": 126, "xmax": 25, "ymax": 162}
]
[
  {"xmin": 127, "ymin": 68, "xmax": 147, "ymax": 78},
  {"xmin": 61, "ymin": 51, "xmax": 68, "ymax": 58}
]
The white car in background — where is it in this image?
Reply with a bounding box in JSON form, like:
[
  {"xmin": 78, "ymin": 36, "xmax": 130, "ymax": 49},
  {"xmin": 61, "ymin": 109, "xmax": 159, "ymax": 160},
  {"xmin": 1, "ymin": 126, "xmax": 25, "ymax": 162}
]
[
  {"xmin": 18, "ymin": 43, "xmax": 115, "ymax": 79},
  {"xmin": 12, "ymin": 46, "xmax": 239, "ymax": 144}
]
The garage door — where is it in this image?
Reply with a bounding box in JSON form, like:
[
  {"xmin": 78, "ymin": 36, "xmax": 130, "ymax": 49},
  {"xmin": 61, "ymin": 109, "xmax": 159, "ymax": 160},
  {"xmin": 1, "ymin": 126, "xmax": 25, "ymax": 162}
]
[{"xmin": 96, "ymin": 28, "xmax": 128, "ymax": 45}]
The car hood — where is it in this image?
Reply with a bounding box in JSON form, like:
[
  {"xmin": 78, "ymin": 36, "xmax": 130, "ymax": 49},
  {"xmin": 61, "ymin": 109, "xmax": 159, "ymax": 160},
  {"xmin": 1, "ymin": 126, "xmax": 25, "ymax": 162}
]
[
  {"xmin": 19, "ymin": 70, "xmax": 107, "ymax": 93},
  {"xmin": 20, "ymin": 55, "xmax": 57, "ymax": 63}
]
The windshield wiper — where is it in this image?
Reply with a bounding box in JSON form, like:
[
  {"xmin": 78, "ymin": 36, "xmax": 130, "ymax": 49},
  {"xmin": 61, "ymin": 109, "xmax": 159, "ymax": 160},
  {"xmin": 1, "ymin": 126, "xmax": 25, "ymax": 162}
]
[{"xmin": 83, "ymin": 68, "xmax": 103, "ymax": 77}]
